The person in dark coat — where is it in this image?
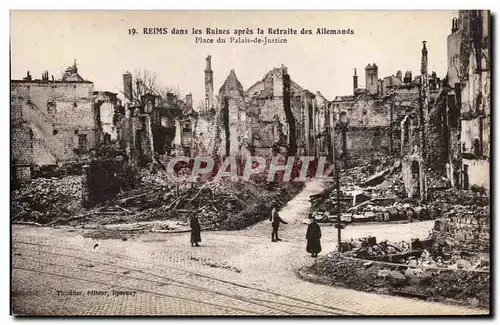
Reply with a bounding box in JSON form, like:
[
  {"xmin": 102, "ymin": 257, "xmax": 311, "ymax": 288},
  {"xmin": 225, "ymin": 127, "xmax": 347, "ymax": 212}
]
[
  {"xmin": 306, "ymin": 217, "xmax": 322, "ymax": 257},
  {"xmin": 190, "ymin": 215, "xmax": 201, "ymax": 247},
  {"xmin": 270, "ymin": 207, "xmax": 288, "ymax": 242}
]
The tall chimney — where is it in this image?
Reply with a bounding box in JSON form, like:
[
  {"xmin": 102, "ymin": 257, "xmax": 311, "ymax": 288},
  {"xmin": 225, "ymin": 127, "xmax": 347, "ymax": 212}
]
[
  {"xmin": 123, "ymin": 72, "xmax": 133, "ymax": 103},
  {"xmin": 353, "ymin": 68, "xmax": 358, "ymax": 94},
  {"xmin": 204, "ymin": 55, "xmax": 214, "ymax": 110},
  {"xmin": 205, "ymin": 55, "xmax": 212, "ymax": 71},
  {"xmin": 185, "ymin": 93, "xmax": 193, "ymax": 109},
  {"xmin": 451, "ymin": 17, "xmax": 459, "ymax": 33},
  {"xmin": 365, "ymin": 63, "xmax": 379, "ymax": 95},
  {"xmin": 404, "ymin": 71, "xmax": 412, "ymax": 84}
]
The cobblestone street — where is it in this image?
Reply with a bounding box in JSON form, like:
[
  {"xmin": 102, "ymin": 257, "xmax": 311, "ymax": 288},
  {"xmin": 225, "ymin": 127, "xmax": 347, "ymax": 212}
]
[{"xmin": 12, "ymin": 181, "xmax": 488, "ymax": 316}]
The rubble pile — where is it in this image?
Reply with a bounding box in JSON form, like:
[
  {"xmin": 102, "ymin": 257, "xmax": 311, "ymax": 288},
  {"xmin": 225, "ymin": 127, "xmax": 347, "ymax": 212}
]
[
  {"xmin": 431, "ymin": 210, "xmax": 490, "ymax": 253},
  {"xmin": 305, "ymin": 251, "xmax": 489, "ymax": 308},
  {"xmin": 310, "ymin": 154, "xmax": 489, "ymax": 229},
  {"xmin": 12, "ymin": 163, "xmax": 304, "ymax": 229},
  {"xmin": 87, "ymin": 178, "xmax": 304, "ymax": 230},
  {"xmin": 309, "ymin": 158, "xmax": 422, "ymax": 224},
  {"xmin": 428, "ymin": 187, "xmax": 489, "ymax": 207},
  {"xmin": 12, "ymin": 167, "xmax": 304, "ymax": 230},
  {"xmin": 340, "ymin": 222, "xmax": 490, "ymax": 269},
  {"xmin": 341, "ymin": 236, "xmax": 412, "ymax": 259},
  {"xmin": 305, "ymin": 227, "xmax": 490, "ymax": 308},
  {"xmin": 11, "ymin": 176, "xmax": 84, "ymax": 224}
]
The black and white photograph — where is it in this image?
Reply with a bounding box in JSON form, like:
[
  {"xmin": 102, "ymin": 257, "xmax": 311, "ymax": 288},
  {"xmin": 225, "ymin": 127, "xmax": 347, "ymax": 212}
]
[{"xmin": 9, "ymin": 10, "xmax": 491, "ymax": 316}]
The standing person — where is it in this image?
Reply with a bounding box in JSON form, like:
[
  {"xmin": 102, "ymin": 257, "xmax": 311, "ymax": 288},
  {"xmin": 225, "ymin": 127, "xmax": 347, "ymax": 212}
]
[
  {"xmin": 306, "ymin": 217, "xmax": 322, "ymax": 257},
  {"xmin": 270, "ymin": 206, "xmax": 288, "ymax": 242},
  {"xmin": 190, "ymin": 215, "xmax": 201, "ymax": 247}
]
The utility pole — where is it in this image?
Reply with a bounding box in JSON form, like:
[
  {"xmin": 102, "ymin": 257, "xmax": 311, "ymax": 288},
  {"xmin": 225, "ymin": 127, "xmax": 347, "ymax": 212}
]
[
  {"xmin": 332, "ymin": 124, "xmax": 342, "ymax": 252},
  {"xmin": 336, "ymin": 160, "xmax": 342, "ymax": 252}
]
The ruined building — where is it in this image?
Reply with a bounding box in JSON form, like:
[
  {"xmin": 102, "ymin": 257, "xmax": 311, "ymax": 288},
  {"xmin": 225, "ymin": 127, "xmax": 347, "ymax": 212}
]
[
  {"xmin": 113, "ymin": 57, "xmax": 337, "ymax": 164},
  {"xmin": 11, "ymin": 61, "xmax": 112, "ymax": 181},
  {"xmin": 331, "ymin": 59, "xmax": 443, "ymax": 168},
  {"xmin": 445, "ymin": 11, "xmax": 490, "ymax": 192},
  {"xmin": 401, "ymin": 42, "xmax": 431, "ymax": 202},
  {"xmin": 112, "ymin": 56, "xmax": 344, "ymax": 168},
  {"xmin": 93, "ymin": 91, "xmax": 121, "ymax": 146},
  {"xmin": 197, "ymin": 56, "xmax": 331, "ymax": 160},
  {"xmin": 115, "ymin": 71, "xmax": 197, "ymax": 164},
  {"xmin": 331, "ymin": 66, "xmax": 395, "ymax": 164}
]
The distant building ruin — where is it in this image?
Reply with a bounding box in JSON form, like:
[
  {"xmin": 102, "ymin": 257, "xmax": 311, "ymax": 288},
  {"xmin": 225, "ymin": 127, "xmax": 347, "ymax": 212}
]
[
  {"xmin": 331, "ymin": 58, "xmax": 443, "ymax": 168},
  {"xmin": 196, "ymin": 56, "xmax": 333, "ymax": 160}
]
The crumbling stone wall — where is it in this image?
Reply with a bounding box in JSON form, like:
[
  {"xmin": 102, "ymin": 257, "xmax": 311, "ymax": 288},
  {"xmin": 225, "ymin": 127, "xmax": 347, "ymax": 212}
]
[
  {"xmin": 245, "ymin": 67, "xmax": 301, "ymax": 156},
  {"xmin": 11, "ymin": 124, "xmax": 34, "ymax": 181},
  {"xmin": 339, "ymin": 127, "xmax": 390, "ymax": 164},
  {"xmin": 211, "ymin": 66, "xmax": 308, "ymax": 158},
  {"xmin": 217, "ymin": 70, "xmax": 248, "ymax": 156},
  {"xmin": 302, "ymin": 91, "xmax": 316, "ymax": 156},
  {"xmin": 462, "ymin": 158, "xmax": 489, "ymax": 191},
  {"xmin": 93, "ymin": 91, "xmax": 120, "ymax": 144},
  {"xmin": 193, "ymin": 112, "xmax": 216, "ymax": 156},
  {"xmin": 447, "ymin": 22, "xmax": 461, "ymax": 86},
  {"xmin": 116, "ymin": 106, "xmax": 154, "ymax": 167},
  {"xmin": 440, "ymin": 211, "xmax": 490, "ymax": 253},
  {"xmin": 456, "ymin": 10, "xmax": 490, "ymax": 192},
  {"xmin": 11, "ymin": 80, "xmax": 96, "ymax": 167},
  {"xmin": 331, "ymin": 94, "xmax": 394, "ymax": 165},
  {"xmin": 401, "ymin": 153, "xmax": 427, "ymax": 200},
  {"xmin": 314, "ymin": 92, "xmax": 329, "ymax": 156},
  {"xmin": 334, "ymin": 96, "xmax": 390, "ymax": 129}
]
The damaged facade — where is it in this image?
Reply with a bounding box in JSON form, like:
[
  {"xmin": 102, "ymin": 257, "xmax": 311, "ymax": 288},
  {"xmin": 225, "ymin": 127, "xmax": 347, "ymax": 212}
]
[
  {"xmin": 10, "ymin": 63, "xmax": 137, "ymax": 207},
  {"xmin": 331, "ymin": 61, "xmax": 442, "ymax": 170},
  {"xmin": 93, "ymin": 91, "xmax": 121, "ymax": 146},
  {"xmin": 109, "ymin": 56, "xmax": 338, "ymax": 171},
  {"xmin": 115, "ymin": 72, "xmax": 197, "ymax": 163},
  {"xmin": 446, "ymin": 11, "xmax": 490, "ymax": 192},
  {"xmin": 11, "ymin": 62, "xmax": 98, "ymax": 181},
  {"xmin": 11, "ymin": 61, "xmax": 126, "ymax": 182},
  {"xmin": 189, "ymin": 56, "xmax": 334, "ymax": 160}
]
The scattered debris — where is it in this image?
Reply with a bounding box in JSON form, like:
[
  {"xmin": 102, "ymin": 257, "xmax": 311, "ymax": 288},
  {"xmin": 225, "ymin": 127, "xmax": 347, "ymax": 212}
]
[
  {"xmin": 12, "ymin": 170, "xmax": 304, "ymax": 232},
  {"xmin": 302, "ymin": 252, "xmax": 490, "ymax": 309},
  {"xmin": 79, "ymin": 263, "xmax": 95, "ymax": 268},
  {"xmin": 12, "ymin": 176, "xmax": 84, "ymax": 224},
  {"xmin": 190, "ymin": 256, "xmax": 242, "ymax": 273}
]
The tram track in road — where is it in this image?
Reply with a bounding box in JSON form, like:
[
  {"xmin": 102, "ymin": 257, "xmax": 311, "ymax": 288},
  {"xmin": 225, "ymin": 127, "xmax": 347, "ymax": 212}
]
[
  {"xmin": 13, "ymin": 240, "xmax": 356, "ymax": 315},
  {"xmin": 13, "ymin": 265, "xmax": 261, "ymax": 316},
  {"xmin": 13, "ymin": 247, "xmax": 296, "ymax": 315}
]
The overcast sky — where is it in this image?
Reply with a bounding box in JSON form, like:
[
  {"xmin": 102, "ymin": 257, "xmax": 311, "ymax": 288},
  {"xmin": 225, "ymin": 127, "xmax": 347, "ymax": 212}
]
[{"xmin": 11, "ymin": 10, "xmax": 457, "ymax": 105}]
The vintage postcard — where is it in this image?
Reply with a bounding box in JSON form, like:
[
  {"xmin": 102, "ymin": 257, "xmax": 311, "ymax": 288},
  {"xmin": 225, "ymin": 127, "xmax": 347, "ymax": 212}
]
[{"xmin": 10, "ymin": 10, "xmax": 491, "ymax": 316}]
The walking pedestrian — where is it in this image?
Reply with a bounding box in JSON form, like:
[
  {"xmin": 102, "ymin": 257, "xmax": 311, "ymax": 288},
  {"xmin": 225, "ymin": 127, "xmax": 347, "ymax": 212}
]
[
  {"xmin": 306, "ymin": 217, "xmax": 322, "ymax": 257},
  {"xmin": 270, "ymin": 206, "xmax": 288, "ymax": 242},
  {"xmin": 190, "ymin": 215, "xmax": 201, "ymax": 247}
]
